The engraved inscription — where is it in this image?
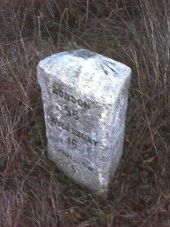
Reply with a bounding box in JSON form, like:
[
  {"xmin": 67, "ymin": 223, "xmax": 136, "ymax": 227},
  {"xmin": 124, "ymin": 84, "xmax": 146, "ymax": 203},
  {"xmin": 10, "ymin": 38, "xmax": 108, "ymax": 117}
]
[
  {"xmin": 50, "ymin": 114, "xmax": 98, "ymax": 146},
  {"xmin": 68, "ymin": 137, "xmax": 78, "ymax": 149},
  {"xmin": 58, "ymin": 148, "xmax": 94, "ymax": 172},
  {"xmin": 64, "ymin": 105, "xmax": 79, "ymax": 120},
  {"xmin": 49, "ymin": 83, "xmax": 99, "ymax": 173},
  {"xmin": 53, "ymin": 85, "xmax": 91, "ymax": 110}
]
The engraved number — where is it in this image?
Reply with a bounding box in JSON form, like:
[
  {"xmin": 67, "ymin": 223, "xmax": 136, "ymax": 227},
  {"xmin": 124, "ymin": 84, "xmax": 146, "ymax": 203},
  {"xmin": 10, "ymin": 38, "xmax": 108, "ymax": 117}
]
[
  {"xmin": 68, "ymin": 137, "xmax": 77, "ymax": 149},
  {"xmin": 71, "ymin": 164, "xmax": 76, "ymax": 173},
  {"xmin": 64, "ymin": 106, "xmax": 79, "ymax": 120}
]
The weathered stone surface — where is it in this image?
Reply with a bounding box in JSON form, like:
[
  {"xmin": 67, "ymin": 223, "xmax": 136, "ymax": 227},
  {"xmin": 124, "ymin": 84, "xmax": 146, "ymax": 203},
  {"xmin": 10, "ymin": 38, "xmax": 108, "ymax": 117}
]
[{"xmin": 37, "ymin": 49, "xmax": 131, "ymax": 194}]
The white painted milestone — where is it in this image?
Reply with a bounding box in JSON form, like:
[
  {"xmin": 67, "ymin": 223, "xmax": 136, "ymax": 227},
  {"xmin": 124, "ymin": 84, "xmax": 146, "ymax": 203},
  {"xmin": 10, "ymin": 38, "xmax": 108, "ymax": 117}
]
[{"xmin": 37, "ymin": 49, "xmax": 131, "ymax": 194}]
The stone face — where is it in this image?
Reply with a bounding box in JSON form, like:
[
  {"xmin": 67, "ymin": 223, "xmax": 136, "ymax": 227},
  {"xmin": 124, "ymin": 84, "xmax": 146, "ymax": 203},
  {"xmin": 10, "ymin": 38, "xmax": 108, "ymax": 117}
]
[{"xmin": 37, "ymin": 49, "xmax": 131, "ymax": 194}]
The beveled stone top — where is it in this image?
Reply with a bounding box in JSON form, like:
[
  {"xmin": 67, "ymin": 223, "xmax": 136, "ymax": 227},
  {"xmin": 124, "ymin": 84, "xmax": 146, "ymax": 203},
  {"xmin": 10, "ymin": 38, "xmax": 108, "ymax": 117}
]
[{"xmin": 38, "ymin": 49, "xmax": 131, "ymax": 105}]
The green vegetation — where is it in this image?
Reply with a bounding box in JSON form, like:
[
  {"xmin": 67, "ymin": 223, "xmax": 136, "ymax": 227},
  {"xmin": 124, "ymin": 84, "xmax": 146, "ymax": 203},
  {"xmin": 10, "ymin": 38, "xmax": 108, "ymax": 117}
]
[{"xmin": 0, "ymin": 0, "xmax": 169, "ymax": 226}]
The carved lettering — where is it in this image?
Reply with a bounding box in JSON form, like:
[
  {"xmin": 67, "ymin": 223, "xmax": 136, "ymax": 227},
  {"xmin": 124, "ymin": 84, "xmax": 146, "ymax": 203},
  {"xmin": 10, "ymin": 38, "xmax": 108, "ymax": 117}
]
[
  {"xmin": 58, "ymin": 148, "xmax": 94, "ymax": 172},
  {"xmin": 50, "ymin": 114, "xmax": 98, "ymax": 147},
  {"xmin": 53, "ymin": 86, "xmax": 91, "ymax": 110}
]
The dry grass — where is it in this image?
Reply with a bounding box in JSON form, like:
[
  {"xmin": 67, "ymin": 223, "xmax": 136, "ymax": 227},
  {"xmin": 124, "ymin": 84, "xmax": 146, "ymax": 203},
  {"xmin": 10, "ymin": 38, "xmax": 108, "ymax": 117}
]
[{"xmin": 0, "ymin": 0, "xmax": 170, "ymax": 226}]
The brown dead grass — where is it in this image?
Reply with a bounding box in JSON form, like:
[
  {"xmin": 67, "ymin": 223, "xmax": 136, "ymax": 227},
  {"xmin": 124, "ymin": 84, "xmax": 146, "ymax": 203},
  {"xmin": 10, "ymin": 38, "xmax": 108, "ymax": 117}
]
[{"xmin": 0, "ymin": 0, "xmax": 170, "ymax": 226}]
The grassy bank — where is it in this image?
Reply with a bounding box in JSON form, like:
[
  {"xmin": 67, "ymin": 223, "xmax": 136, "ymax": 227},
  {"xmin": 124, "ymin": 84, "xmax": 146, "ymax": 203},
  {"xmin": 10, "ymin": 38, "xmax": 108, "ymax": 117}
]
[{"xmin": 0, "ymin": 0, "xmax": 169, "ymax": 226}]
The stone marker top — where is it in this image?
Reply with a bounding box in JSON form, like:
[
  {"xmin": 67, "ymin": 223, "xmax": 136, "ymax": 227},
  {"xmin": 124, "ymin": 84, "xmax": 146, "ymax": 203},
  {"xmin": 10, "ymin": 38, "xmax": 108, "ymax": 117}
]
[{"xmin": 38, "ymin": 49, "xmax": 131, "ymax": 105}]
